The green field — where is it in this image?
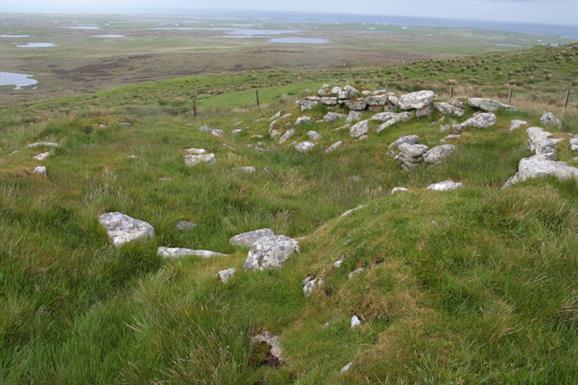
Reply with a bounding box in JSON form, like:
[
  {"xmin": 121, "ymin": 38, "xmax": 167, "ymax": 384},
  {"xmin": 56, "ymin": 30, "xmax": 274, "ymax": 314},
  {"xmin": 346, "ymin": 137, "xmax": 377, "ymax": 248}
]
[
  {"xmin": 1, "ymin": 38, "xmax": 578, "ymax": 384},
  {"xmin": 1, "ymin": 13, "xmax": 574, "ymax": 105}
]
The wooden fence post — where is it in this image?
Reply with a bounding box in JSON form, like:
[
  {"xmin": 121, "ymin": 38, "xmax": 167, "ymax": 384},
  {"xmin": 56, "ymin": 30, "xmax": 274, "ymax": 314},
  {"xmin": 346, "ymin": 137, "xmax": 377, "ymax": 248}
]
[
  {"xmin": 563, "ymin": 89, "xmax": 570, "ymax": 108},
  {"xmin": 507, "ymin": 88, "xmax": 513, "ymax": 104},
  {"xmin": 256, "ymin": 90, "xmax": 260, "ymax": 107}
]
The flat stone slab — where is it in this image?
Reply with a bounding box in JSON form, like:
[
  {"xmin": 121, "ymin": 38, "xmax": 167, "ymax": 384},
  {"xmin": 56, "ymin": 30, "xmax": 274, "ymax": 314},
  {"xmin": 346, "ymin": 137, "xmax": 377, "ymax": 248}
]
[
  {"xmin": 157, "ymin": 247, "xmax": 228, "ymax": 259},
  {"xmin": 427, "ymin": 180, "xmax": 463, "ymax": 191},
  {"xmin": 230, "ymin": 228, "xmax": 275, "ymax": 248},
  {"xmin": 99, "ymin": 212, "xmax": 155, "ymax": 247}
]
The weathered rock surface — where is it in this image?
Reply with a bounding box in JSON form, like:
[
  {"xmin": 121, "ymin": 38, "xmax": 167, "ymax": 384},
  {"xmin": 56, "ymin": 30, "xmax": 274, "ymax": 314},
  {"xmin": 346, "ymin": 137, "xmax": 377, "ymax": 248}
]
[
  {"xmin": 427, "ymin": 180, "xmax": 463, "ymax": 191},
  {"xmin": 344, "ymin": 98, "xmax": 368, "ymax": 111},
  {"xmin": 391, "ymin": 187, "xmax": 409, "ymax": 194},
  {"xmin": 157, "ymin": 247, "xmax": 228, "ymax": 259},
  {"xmin": 184, "ymin": 153, "xmax": 216, "ymax": 166},
  {"xmin": 454, "ymin": 112, "xmax": 496, "ymax": 131},
  {"xmin": 99, "ymin": 212, "xmax": 155, "ymax": 247},
  {"xmin": 230, "ymin": 228, "xmax": 275, "ymax": 248},
  {"xmin": 468, "ymin": 98, "xmax": 515, "ymax": 112},
  {"xmin": 296, "ymin": 116, "xmax": 312, "ymax": 126},
  {"xmin": 295, "ymin": 141, "xmax": 316, "ymax": 153},
  {"xmin": 27, "ymin": 142, "xmax": 59, "ymax": 149},
  {"xmin": 395, "ymin": 143, "xmax": 430, "ymax": 169},
  {"xmin": 243, "ymin": 235, "xmax": 299, "ymax": 270},
  {"xmin": 365, "ymin": 94, "xmax": 389, "ymax": 106},
  {"xmin": 278, "ymin": 129, "xmax": 295, "ymax": 144},
  {"xmin": 434, "ymin": 102, "xmax": 465, "ymax": 117},
  {"xmin": 217, "ymin": 268, "xmax": 236, "ymax": 283},
  {"xmin": 252, "ymin": 331, "xmax": 284, "ymax": 367},
  {"xmin": 346, "ymin": 111, "xmax": 362, "ymax": 124},
  {"xmin": 510, "ymin": 120, "xmax": 528, "ymax": 130},
  {"xmin": 398, "ymin": 90, "xmax": 436, "ymax": 110},
  {"xmin": 374, "ymin": 112, "xmax": 412, "ymax": 132},
  {"xmin": 351, "ymin": 315, "xmax": 362, "ymax": 328},
  {"xmin": 423, "ymin": 144, "xmax": 456, "ymax": 164},
  {"xmin": 32, "ymin": 166, "xmax": 47, "ymax": 176},
  {"xmin": 323, "ymin": 112, "xmax": 346, "ymax": 123},
  {"xmin": 527, "ymin": 127, "xmax": 562, "ymax": 160},
  {"xmin": 307, "ymin": 131, "xmax": 322, "ymax": 141},
  {"xmin": 176, "ymin": 221, "xmax": 196, "ymax": 231},
  {"xmin": 33, "ymin": 152, "xmax": 51, "ymax": 161},
  {"xmin": 298, "ymin": 99, "xmax": 319, "ymax": 111},
  {"xmin": 504, "ymin": 156, "xmax": 578, "ymax": 187},
  {"xmin": 302, "ymin": 275, "xmax": 320, "ymax": 297},
  {"xmin": 350, "ymin": 120, "xmax": 369, "ymax": 139},
  {"xmin": 325, "ymin": 141, "xmax": 343, "ymax": 153},
  {"xmin": 571, "ymin": 136, "xmax": 578, "ymax": 152},
  {"xmin": 540, "ymin": 112, "xmax": 562, "ymax": 128}
]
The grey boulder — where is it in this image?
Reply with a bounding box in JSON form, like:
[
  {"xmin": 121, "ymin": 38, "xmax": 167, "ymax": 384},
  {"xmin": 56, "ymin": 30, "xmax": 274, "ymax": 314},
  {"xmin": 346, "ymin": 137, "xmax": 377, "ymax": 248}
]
[
  {"xmin": 423, "ymin": 145, "xmax": 456, "ymax": 164},
  {"xmin": 230, "ymin": 228, "xmax": 275, "ymax": 248},
  {"xmin": 350, "ymin": 120, "xmax": 369, "ymax": 139},
  {"xmin": 243, "ymin": 235, "xmax": 299, "ymax": 270},
  {"xmin": 398, "ymin": 90, "xmax": 436, "ymax": 110},
  {"xmin": 468, "ymin": 98, "xmax": 515, "ymax": 112},
  {"xmin": 99, "ymin": 212, "xmax": 155, "ymax": 247}
]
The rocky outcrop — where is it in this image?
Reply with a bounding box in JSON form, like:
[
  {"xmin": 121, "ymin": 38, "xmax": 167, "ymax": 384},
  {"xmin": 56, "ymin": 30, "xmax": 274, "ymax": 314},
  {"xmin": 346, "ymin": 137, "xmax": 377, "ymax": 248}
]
[
  {"xmin": 243, "ymin": 235, "xmax": 299, "ymax": 270},
  {"xmin": 423, "ymin": 144, "xmax": 456, "ymax": 165},
  {"xmin": 454, "ymin": 112, "xmax": 496, "ymax": 131},
  {"xmin": 157, "ymin": 247, "xmax": 228, "ymax": 259},
  {"xmin": 99, "ymin": 212, "xmax": 155, "ymax": 247},
  {"xmin": 230, "ymin": 228, "xmax": 275, "ymax": 248},
  {"xmin": 527, "ymin": 127, "xmax": 562, "ymax": 160},
  {"xmin": 323, "ymin": 112, "xmax": 346, "ymax": 123},
  {"xmin": 468, "ymin": 98, "xmax": 515, "ymax": 112},
  {"xmin": 427, "ymin": 180, "xmax": 463, "ymax": 191},
  {"xmin": 540, "ymin": 112, "xmax": 562, "ymax": 128},
  {"xmin": 350, "ymin": 120, "xmax": 369, "ymax": 139},
  {"xmin": 295, "ymin": 141, "xmax": 316, "ymax": 153},
  {"xmin": 395, "ymin": 143, "xmax": 430, "ymax": 169},
  {"xmin": 398, "ymin": 90, "xmax": 436, "ymax": 110},
  {"xmin": 434, "ymin": 102, "xmax": 465, "ymax": 117},
  {"xmin": 217, "ymin": 268, "xmax": 236, "ymax": 283}
]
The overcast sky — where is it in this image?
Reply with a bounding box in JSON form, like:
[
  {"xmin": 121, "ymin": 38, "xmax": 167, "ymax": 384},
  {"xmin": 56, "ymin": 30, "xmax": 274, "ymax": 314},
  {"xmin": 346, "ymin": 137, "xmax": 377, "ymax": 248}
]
[{"xmin": 2, "ymin": 0, "xmax": 577, "ymax": 26}]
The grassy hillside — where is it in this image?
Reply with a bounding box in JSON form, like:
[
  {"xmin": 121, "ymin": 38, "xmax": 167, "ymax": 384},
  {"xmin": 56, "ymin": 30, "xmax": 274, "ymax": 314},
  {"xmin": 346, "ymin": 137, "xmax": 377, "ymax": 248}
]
[{"xmin": 1, "ymin": 44, "xmax": 577, "ymax": 384}]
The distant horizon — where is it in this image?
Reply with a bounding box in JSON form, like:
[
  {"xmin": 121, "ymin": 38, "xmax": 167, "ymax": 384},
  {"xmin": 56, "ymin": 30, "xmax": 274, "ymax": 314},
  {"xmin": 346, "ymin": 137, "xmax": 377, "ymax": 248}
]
[{"xmin": 2, "ymin": 0, "xmax": 577, "ymax": 26}]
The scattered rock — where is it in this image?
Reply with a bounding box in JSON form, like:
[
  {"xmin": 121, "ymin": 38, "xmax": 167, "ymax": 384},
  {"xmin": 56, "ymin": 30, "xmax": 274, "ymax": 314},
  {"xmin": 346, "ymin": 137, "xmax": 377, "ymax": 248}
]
[
  {"xmin": 416, "ymin": 104, "xmax": 433, "ymax": 118},
  {"xmin": 27, "ymin": 142, "xmax": 59, "ymax": 149},
  {"xmin": 346, "ymin": 111, "xmax": 363, "ymax": 124},
  {"xmin": 270, "ymin": 111, "xmax": 282, "ymax": 121},
  {"xmin": 348, "ymin": 267, "xmax": 366, "ymax": 279},
  {"xmin": 33, "ymin": 152, "xmax": 51, "ymax": 161},
  {"xmin": 423, "ymin": 144, "xmax": 456, "ymax": 165},
  {"xmin": 302, "ymin": 275, "xmax": 320, "ymax": 297},
  {"xmin": 184, "ymin": 153, "xmax": 216, "ymax": 166},
  {"xmin": 371, "ymin": 112, "xmax": 412, "ymax": 132},
  {"xmin": 99, "ymin": 212, "xmax": 155, "ymax": 247},
  {"xmin": 468, "ymin": 98, "xmax": 515, "ymax": 112},
  {"xmin": 176, "ymin": 221, "xmax": 196, "ymax": 231},
  {"xmin": 320, "ymin": 97, "xmax": 339, "ymax": 106},
  {"xmin": 32, "ymin": 165, "xmax": 47, "ymax": 176},
  {"xmin": 243, "ymin": 235, "xmax": 300, "ymax": 270},
  {"xmin": 434, "ymin": 102, "xmax": 465, "ymax": 117},
  {"xmin": 157, "ymin": 247, "xmax": 228, "ymax": 259},
  {"xmin": 365, "ymin": 94, "xmax": 389, "ymax": 106},
  {"xmin": 571, "ymin": 136, "xmax": 578, "ymax": 152},
  {"xmin": 351, "ymin": 315, "xmax": 362, "ymax": 328},
  {"xmin": 230, "ymin": 228, "xmax": 276, "ymax": 248},
  {"xmin": 307, "ymin": 131, "xmax": 322, "ymax": 141},
  {"xmin": 527, "ymin": 127, "xmax": 562, "ymax": 160},
  {"xmin": 278, "ymin": 129, "xmax": 295, "ymax": 144},
  {"xmin": 427, "ymin": 180, "xmax": 463, "ymax": 191},
  {"xmin": 540, "ymin": 112, "xmax": 562, "ymax": 128},
  {"xmin": 325, "ymin": 141, "xmax": 343, "ymax": 153},
  {"xmin": 334, "ymin": 255, "xmax": 346, "ymax": 268},
  {"xmin": 395, "ymin": 143, "xmax": 430, "ymax": 169},
  {"xmin": 350, "ymin": 120, "xmax": 369, "ymax": 139},
  {"xmin": 398, "ymin": 90, "xmax": 436, "ymax": 110},
  {"xmin": 252, "ymin": 331, "xmax": 284, "ymax": 368},
  {"xmin": 323, "ymin": 112, "xmax": 346, "ymax": 123},
  {"xmin": 454, "ymin": 112, "xmax": 496, "ymax": 131},
  {"xmin": 341, "ymin": 205, "xmax": 364, "ymax": 218},
  {"xmin": 217, "ymin": 268, "xmax": 236, "ymax": 283},
  {"xmin": 234, "ymin": 166, "xmax": 257, "ymax": 174},
  {"xmin": 185, "ymin": 148, "xmax": 207, "ymax": 155},
  {"xmin": 340, "ymin": 362, "xmax": 353, "ymax": 374},
  {"xmin": 298, "ymin": 99, "xmax": 319, "ymax": 112},
  {"xmin": 296, "ymin": 116, "xmax": 312, "ymax": 126},
  {"xmin": 510, "ymin": 120, "xmax": 528, "ymax": 130},
  {"xmin": 344, "ymin": 98, "xmax": 368, "ymax": 111},
  {"xmin": 443, "ymin": 134, "xmax": 461, "ymax": 142},
  {"xmin": 295, "ymin": 141, "xmax": 316, "ymax": 153},
  {"xmin": 504, "ymin": 155, "xmax": 578, "ymax": 187},
  {"xmin": 391, "ymin": 187, "xmax": 409, "ymax": 194}
]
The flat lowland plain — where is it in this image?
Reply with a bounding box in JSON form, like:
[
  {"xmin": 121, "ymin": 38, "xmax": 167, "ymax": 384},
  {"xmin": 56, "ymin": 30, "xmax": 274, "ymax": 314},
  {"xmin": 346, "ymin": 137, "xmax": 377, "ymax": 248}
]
[{"xmin": 1, "ymin": 13, "xmax": 574, "ymax": 104}]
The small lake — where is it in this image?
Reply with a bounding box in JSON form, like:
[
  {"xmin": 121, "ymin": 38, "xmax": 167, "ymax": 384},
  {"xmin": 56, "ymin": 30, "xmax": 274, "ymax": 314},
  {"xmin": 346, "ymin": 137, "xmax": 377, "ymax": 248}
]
[
  {"xmin": 0, "ymin": 72, "xmax": 38, "ymax": 90},
  {"xmin": 92, "ymin": 34, "xmax": 125, "ymax": 38},
  {"xmin": 270, "ymin": 37, "xmax": 329, "ymax": 44},
  {"xmin": 224, "ymin": 29, "xmax": 303, "ymax": 38},
  {"xmin": 16, "ymin": 42, "xmax": 57, "ymax": 48},
  {"xmin": 66, "ymin": 26, "xmax": 99, "ymax": 30},
  {"xmin": 0, "ymin": 34, "xmax": 31, "ymax": 38}
]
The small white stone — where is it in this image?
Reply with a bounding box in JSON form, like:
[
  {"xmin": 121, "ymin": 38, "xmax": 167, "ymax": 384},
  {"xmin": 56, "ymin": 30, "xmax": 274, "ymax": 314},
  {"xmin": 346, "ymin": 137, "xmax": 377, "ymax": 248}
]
[
  {"xmin": 217, "ymin": 268, "xmax": 236, "ymax": 283},
  {"xmin": 340, "ymin": 362, "xmax": 353, "ymax": 374},
  {"xmin": 427, "ymin": 180, "xmax": 463, "ymax": 191},
  {"xmin": 32, "ymin": 166, "xmax": 47, "ymax": 176},
  {"xmin": 391, "ymin": 187, "xmax": 409, "ymax": 194},
  {"xmin": 351, "ymin": 315, "xmax": 361, "ymax": 328},
  {"xmin": 33, "ymin": 152, "xmax": 51, "ymax": 161}
]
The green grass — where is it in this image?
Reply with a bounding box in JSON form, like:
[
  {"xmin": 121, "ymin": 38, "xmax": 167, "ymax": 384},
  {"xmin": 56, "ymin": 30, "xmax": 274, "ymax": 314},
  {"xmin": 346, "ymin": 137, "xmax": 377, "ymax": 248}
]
[{"xmin": 1, "ymin": 44, "xmax": 577, "ymax": 384}]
